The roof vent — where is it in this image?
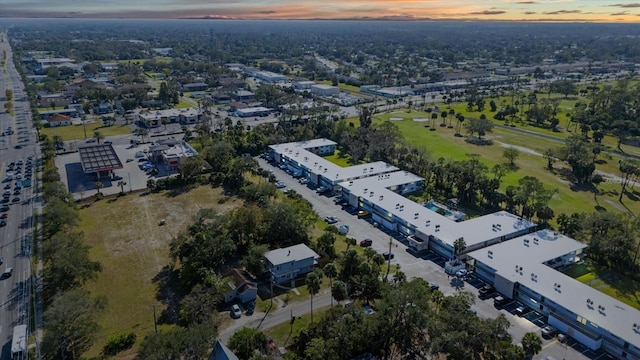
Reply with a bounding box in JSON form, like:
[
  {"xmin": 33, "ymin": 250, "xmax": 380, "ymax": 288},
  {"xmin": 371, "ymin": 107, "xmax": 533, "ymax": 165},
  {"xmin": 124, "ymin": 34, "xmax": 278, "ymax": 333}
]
[
  {"xmin": 379, "ymin": 195, "xmax": 383, "ymax": 201},
  {"xmin": 533, "ymin": 237, "xmax": 539, "ymax": 245},
  {"xmin": 598, "ymin": 305, "xmax": 605, "ymax": 313},
  {"xmin": 488, "ymin": 250, "xmax": 493, "ymax": 258},
  {"xmin": 425, "ymin": 220, "xmax": 431, "ymax": 226},
  {"xmin": 633, "ymin": 323, "xmax": 640, "ymax": 333},
  {"xmin": 587, "ymin": 299, "xmax": 594, "ymax": 308}
]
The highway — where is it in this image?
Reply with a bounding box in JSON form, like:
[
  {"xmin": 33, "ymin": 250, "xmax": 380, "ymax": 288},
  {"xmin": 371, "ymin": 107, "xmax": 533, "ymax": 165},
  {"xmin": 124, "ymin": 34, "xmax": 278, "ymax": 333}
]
[{"xmin": 0, "ymin": 30, "xmax": 41, "ymax": 360}]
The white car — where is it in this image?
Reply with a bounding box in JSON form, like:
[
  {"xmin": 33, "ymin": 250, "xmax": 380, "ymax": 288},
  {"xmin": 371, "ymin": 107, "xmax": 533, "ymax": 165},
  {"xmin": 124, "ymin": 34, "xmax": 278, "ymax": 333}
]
[{"xmin": 231, "ymin": 304, "xmax": 242, "ymax": 319}]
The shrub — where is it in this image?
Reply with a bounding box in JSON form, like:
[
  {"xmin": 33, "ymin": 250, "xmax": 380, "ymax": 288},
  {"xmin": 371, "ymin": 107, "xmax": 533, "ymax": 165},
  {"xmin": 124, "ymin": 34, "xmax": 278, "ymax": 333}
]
[{"xmin": 102, "ymin": 332, "xmax": 137, "ymax": 356}]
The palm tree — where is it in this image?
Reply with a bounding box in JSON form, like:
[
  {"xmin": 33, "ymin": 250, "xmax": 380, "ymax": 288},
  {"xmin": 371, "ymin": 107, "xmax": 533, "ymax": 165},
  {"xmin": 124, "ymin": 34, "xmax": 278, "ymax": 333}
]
[
  {"xmin": 323, "ymin": 263, "xmax": 337, "ymax": 307},
  {"xmin": 93, "ymin": 131, "xmax": 104, "ymax": 144},
  {"xmin": 440, "ymin": 111, "xmax": 447, "ymax": 127},
  {"xmin": 430, "ymin": 112, "xmax": 438, "ymax": 130},
  {"xmin": 52, "ymin": 135, "xmax": 64, "ymax": 151},
  {"xmin": 521, "ymin": 332, "xmax": 542, "ymax": 357},
  {"xmin": 306, "ymin": 270, "xmax": 322, "ymax": 323},
  {"xmin": 117, "ymin": 180, "xmax": 127, "ymax": 194},
  {"xmin": 454, "ymin": 237, "xmax": 466, "ymax": 258},
  {"xmin": 455, "ymin": 114, "xmax": 465, "ymax": 136},
  {"xmin": 134, "ymin": 127, "xmax": 148, "ymax": 144},
  {"xmin": 93, "ymin": 181, "xmax": 104, "ymax": 196}
]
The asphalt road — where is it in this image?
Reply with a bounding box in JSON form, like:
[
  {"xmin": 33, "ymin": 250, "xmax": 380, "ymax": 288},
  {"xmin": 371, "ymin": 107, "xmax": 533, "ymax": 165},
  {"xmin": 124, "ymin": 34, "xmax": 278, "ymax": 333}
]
[{"xmin": 0, "ymin": 31, "xmax": 41, "ymax": 360}]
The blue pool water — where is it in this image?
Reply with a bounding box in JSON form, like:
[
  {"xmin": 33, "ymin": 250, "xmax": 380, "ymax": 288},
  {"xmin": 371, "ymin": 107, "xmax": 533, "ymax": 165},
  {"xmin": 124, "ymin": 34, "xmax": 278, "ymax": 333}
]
[{"xmin": 425, "ymin": 203, "xmax": 453, "ymax": 216}]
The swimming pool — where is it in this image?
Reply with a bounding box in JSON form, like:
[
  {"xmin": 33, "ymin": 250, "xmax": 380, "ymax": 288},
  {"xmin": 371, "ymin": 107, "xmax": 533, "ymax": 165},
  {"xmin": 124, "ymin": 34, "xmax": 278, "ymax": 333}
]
[{"xmin": 425, "ymin": 202, "xmax": 453, "ymax": 216}]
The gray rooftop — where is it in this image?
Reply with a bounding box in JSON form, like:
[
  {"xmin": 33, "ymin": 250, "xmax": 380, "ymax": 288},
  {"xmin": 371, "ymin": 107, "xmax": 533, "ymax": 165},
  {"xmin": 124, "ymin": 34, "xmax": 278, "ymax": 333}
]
[
  {"xmin": 78, "ymin": 144, "xmax": 123, "ymax": 173},
  {"xmin": 339, "ymin": 170, "xmax": 424, "ymax": 190},
  {"xmin": 468, "ymin": 229, "xmax": 639, "ymax": 349},
  {"xmin": 270, "ymin": 140, "xmax": 399, "ymax": 185},
  {"xmin": 264, "ymin": 244, "xmax": 319, "ymax": 266},
  {"xmin": 347, "ymin": 179, "xmax": 534, "ymax": 247}
]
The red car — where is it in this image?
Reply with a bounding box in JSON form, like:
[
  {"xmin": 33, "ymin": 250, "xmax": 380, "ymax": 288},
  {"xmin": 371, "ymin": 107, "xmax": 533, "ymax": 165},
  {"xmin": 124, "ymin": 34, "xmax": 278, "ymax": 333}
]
[
  {"xmin": 360, "ymin": 239, "xmax": 373, "ymax": 247},
  {"xmin": 0, "ymin": 213, "xmax": 7, "ymax": 219}
]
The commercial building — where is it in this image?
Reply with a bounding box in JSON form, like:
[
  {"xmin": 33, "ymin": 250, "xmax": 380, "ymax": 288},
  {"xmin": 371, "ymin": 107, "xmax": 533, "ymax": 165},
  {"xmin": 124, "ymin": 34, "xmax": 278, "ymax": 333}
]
[
  {"xmin": 46, "ymin": 114, "xmax": 72, "ymax": 127},
  {"xmin": 310, "ymin": 84, "xmax": 340, "ymax": 96},
  {"xmin": 294, "ymin": 81, "xmax": 316, "ymax": 90},
  {"xmin": 235, "ymin": 107, "xmax": 272, "ymax": 118},
  {"xmin": 78, "ymin": 144, "xmax": 123, "ymax": 177},
  {"xmin": 232, "ymin": 90, "xmax": 256, "ymax": 103},
  {"xmin": 136, "ymin": 108, "xmax": 200, "ymax": 127},
  {"xmin": 254, "ymin": 71, "xmax": 286, "ymax": 83},
  {"xmin": 39, "ymin": 108, "xmax": 79, "ymax": 120},
  {"xmin": 149, "ymin": 140, "xmax": 198, "ymax": 170}
]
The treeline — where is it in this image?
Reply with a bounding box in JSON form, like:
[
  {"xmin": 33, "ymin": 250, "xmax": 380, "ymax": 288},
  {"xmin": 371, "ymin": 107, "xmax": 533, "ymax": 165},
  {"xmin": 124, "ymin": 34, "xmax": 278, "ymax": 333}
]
[
  {"xmin": 40, "ymin": 155, "xmax": 104, "ymax": 359},
  {"xmin": 557, "ymin": 211, "xmax": 640, "ymax": 276},
  {"xmin": 227, "ymin": 278, "xmax": 544, "ymax": 360}
]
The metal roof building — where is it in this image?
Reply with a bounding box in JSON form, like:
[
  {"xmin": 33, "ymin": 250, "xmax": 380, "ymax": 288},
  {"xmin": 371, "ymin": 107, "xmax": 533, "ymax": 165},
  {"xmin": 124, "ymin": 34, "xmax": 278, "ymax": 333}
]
[{"xmin": 78, "ymin": 144, "xmax": 123, "ymax": 174}]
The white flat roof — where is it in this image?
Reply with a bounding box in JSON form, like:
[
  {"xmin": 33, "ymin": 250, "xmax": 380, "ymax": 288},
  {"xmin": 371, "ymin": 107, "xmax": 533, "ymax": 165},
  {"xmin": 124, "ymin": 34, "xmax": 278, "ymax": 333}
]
[
  {"xmin": 265, "ymin": 243, "xmax": 319, "ymax": 266},
  {"xmin": 311, "ymin": 84, "xmax": 338, "ymax": 90},
  {"xmin": 351, "ymin": 181, "xmax": 534, "ymax": 247},
  {"xmin": 270, "ymin": 139, "xmax": 336, "ymax": 152},
  {"xmin": 468, "ymin": 229, "xmax": 639, "ymax": 349},
  {"xmin": 270, "ymin": 139, "xmax": 399, "ymax": 184},
  {"xmin": 340, "ymin": 170, "xmax": 424, "ymax": 189}
]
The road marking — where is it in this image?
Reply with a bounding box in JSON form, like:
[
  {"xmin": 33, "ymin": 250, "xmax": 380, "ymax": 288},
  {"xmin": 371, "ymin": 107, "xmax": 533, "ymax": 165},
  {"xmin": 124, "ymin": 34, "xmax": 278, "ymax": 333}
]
[{"xmin": 542, "ymin": 339, "xmax": 559, "ymax": 350}]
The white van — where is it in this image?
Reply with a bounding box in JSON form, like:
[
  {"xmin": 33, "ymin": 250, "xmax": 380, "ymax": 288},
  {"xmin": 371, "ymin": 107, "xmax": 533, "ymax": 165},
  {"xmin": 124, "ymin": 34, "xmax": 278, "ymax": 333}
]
[{"xmin": 3, "ymin": 267, "xmax": 13, "ymax": 278}]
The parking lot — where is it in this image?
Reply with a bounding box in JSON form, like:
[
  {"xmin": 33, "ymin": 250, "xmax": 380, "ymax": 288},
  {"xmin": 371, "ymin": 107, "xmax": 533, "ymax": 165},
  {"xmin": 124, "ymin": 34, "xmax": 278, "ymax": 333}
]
[
  {"xmin": 258, "ymin": 156, "xmax": 615, "ymax": 360},
  {"xmin": 55, "ymin": 141, "xmax": 173, "ymax": 199}
]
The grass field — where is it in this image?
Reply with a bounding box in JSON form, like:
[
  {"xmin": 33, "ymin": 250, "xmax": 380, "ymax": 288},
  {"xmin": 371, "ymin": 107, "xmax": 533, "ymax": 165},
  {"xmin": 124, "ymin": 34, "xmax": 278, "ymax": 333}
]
[
  {"xmin": 78, "ymin": 186, "xmax": 243, "ymax": 357},
  {"xmin": 41, "ymin": 122, "xmax": 131, "ymax": 141},
  {"xmin": 566, "ymin": 262, "xmax": 640, "ymax": 310},
  {"xmin": 366, "ymin": 111, "xmax": 640, "ymax": 218},
  {"xmin": 266, "ymin": 306, "xmax": 331, "ymax": 347}
]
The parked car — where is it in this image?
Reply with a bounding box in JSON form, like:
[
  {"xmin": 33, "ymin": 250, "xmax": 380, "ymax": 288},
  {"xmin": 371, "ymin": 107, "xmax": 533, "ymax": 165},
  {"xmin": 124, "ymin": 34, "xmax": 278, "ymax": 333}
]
[
  {"xmin": 429, "ymin": 282, "xmax": 440, "ymax": 291},
  {"xmin": 324, "ymin": 216, "xmax": 338, "ymax": 224},
  {"xmin": 275, "ymin": 181, "xmax": 286, "ymax": 189},
  {"xmin": 541, "ymin": 325, "xmax": 557, "ymax": 338},
  {"xmin": 246, "ymin": 302, "xmax": 255, "ymax": 316},
  {"xmin": 515, "ymin": 304, "xmax": 529, "ymax": 316},
  {"xmin": 362, "ymin": 305, "xmax": 376, "ymax": 315},
  {"xmin": 360, "ymin": 239, "xmax": 373, "ymax": 247},
  {"xmin": 383, "ymin": 252, "xmax": 394, "ymax": 260},
  {"xmin": 357, "ymin": 210, "xmax": 369, "ymax": 218},
  {"xmin": 85, "ymin": 138, "xmax": 97, "ymax": 143},
  {"xmin": 494, "ymin": 295, "xmax": 508, "ymax": 308},
  {"xmin": 231, "ymin": 304, "xmax": 242, "ymax": 319},
  {"xmin": 455, "ymin": 269, "xmax": 468, "ymax": 277},
  {"xmin": 299, "ymin": 178, "xmax": 309, "ymax": 184},
  {"xmin": 338, "ymin": 225, "xmax": 349, "ymax": 235},
  {"xmin": 0, "ymin": 219, "xmax": 6, "ymax": 227},
  {"xmin": 316, "ymin": 186, "xmax": 328, "ymax": 194},
  {"xmin": 2, "ymin": 267, "xmax": 13, "ymax": 278},
  {"xmin": 479, "ymin": 284, "xmax": 495, "ymax": 297}
]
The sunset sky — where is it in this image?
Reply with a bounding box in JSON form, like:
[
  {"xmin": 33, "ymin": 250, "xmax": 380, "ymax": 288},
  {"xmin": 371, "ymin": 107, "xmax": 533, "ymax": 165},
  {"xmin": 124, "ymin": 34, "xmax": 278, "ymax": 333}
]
[{"xmin": 1, "ymin": 0, "xmax": 639, "ymax": 22}]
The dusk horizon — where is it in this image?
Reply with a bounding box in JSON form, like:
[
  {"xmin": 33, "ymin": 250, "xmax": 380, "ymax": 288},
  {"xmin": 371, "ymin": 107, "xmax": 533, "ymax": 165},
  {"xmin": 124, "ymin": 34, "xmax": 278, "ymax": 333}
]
[{"xmin": 1, "ymin": 0, "xmax": 639, "ymax": 22}]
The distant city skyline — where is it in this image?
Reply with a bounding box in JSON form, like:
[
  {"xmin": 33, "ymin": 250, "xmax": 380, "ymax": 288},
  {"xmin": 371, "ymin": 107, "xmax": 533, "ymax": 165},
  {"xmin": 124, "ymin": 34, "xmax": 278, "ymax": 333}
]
[{"xmin": 1, "ymin": 0, "xmax": 639, "ymax": 22}]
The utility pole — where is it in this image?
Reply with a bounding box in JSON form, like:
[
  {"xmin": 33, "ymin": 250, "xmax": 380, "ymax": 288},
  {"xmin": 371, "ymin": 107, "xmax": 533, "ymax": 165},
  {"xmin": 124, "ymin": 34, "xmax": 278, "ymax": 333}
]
[
  {"xmin": 385, "ymin": 237, "xmax": 392, "ymax": 281},
  {"xmin": 153, "ymin": 305, "xmax": 158, "ymax": 333}
]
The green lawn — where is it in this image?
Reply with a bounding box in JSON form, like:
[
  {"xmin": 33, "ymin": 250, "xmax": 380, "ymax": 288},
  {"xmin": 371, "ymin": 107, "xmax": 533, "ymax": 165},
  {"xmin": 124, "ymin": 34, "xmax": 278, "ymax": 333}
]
[
  {"xmin": 41, "ymin": 122, "xmax": 131, "ymax": 141},
  {"xmin": 37, "ymin": 106, "xmax": 67, "ymax": 112},
  {"xmin": 317, "ymin": 80, "xmax": 361, "ymax": 93},
  {"xmin": 565, "ymin": 262, "xmax": 640, "ymax": 310},
  {"xmin": 78, "ymin": 186, "xmax": 243, "ymax": 357},
  {"xmin": 266, "ymin": 306, "xmax": 331, "ymax": 347},
  {"xmin": 369, "ymin": 111, "xmax": 640, "ymax": 218}
]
